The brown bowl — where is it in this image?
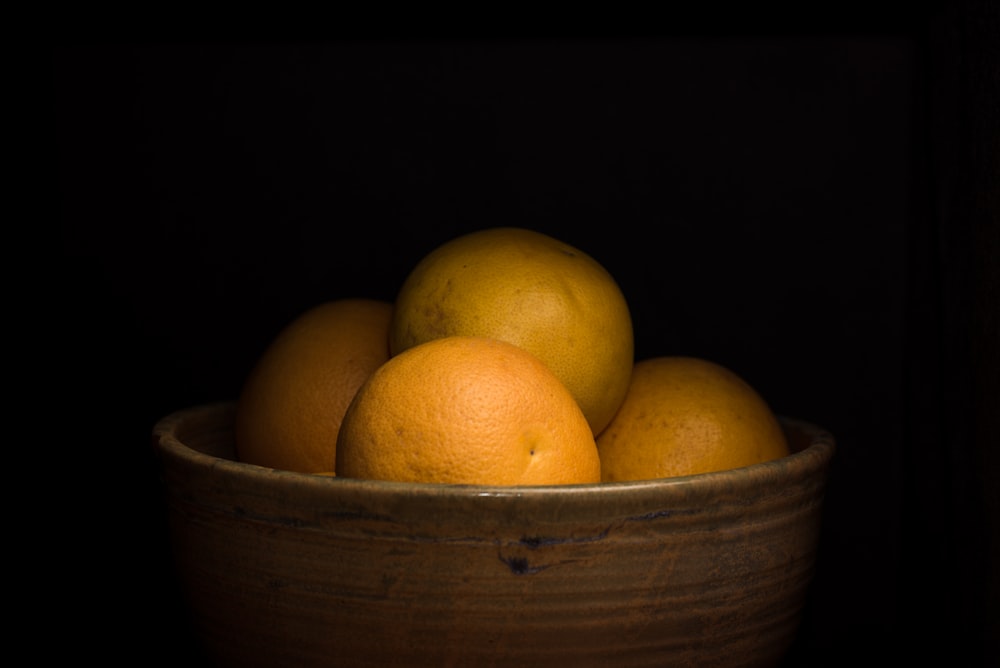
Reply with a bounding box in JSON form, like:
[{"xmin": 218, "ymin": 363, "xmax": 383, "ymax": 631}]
[{"xmin": 152, "ymin": 402, "xmax": 834, "ymax": 667}]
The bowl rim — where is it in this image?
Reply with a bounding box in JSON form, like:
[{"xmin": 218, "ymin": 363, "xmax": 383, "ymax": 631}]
[{"xmin": 152, "ymin": 401, "xmax": 835, "ymax": 506}]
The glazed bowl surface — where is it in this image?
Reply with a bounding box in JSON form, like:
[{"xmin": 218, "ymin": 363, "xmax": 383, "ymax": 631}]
[{"xmin": 152, "ymin": 402, "xmax": 834, "ymax": 667}]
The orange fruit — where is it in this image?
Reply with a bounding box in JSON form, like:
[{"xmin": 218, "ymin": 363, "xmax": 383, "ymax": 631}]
[
  {"xmin": 234, "ymin": 298, "xmax": 393, "ymax": 473},
  {"xmin": 596, "ymin": 356, "xmax": 790, "ymax": 481},
  {"xmin": 389, "ymin": 227, "xmax": 633, "ymax": 436},
  {"xmin": 336, "ymin": 335, "xmax": 601, "ymax": 485}
]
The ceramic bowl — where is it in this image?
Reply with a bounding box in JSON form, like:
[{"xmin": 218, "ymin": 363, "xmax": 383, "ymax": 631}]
[{"xmin": 152, "ymin": 401, "xmax": 834, "ymax": 667}]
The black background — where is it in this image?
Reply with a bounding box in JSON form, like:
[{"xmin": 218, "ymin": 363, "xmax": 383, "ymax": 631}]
[{"xmin": 55, "ymin": 5, "xmax": 997, "ymax": 666}]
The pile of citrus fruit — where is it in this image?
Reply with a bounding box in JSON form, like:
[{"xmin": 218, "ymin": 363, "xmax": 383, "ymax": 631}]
[{"xmin": 235, "ymin": 227, "xmax": 789, "ymax": 484}]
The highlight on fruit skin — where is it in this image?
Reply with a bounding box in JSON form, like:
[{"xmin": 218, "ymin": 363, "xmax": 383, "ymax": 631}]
[
  {"xmin": 388, "ymin": 226, "xmax": 634, "ymax": 437},
  {"xmin": 596, "ymin": 356, "xmax": 790, "ymax": 481}
]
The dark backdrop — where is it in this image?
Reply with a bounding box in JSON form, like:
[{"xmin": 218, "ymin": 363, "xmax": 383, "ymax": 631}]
[{"xmin": 55, "ymin": 6, "xmax": 997, "ymax": 666}]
